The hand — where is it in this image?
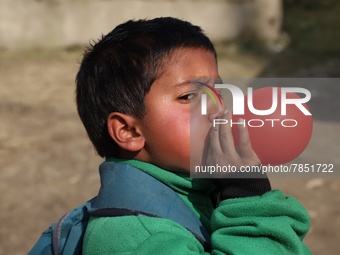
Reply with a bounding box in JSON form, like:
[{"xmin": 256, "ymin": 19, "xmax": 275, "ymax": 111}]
[
  {"xmin": 204, "ymin": 110, "xmax": 271, "ymax": 203},
  {"xmin": 204, "ymin": 110, "xmax": 260, "ymax": 174}
]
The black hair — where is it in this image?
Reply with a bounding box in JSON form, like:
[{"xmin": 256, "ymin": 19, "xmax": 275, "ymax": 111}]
[{"xmin": 76, "ymin": 17, "xmax": 216, "ymax": 157}]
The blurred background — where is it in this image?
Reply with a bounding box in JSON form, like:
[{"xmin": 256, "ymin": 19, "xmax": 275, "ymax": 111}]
[{"xmin": 1, "ymin": 0, "xmax": 339, "ymax": 254}]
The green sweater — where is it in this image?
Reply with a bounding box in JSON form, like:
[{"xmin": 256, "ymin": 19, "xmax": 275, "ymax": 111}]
[{"xmin": 83, "ymin": 160, "xmax": 311, "ymax": 255}]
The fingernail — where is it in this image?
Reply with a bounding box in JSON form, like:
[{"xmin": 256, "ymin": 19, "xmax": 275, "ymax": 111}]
[
  {"xmin": 224, "ymin": 109, "xmax": 228, "ymax": 115},
  {"xmin": 238, "ymin": 118, "xmax": 246, "ymax": 128}
]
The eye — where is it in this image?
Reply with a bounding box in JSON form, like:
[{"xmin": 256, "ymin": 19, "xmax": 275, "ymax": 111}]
[{"xmin": 177, "ymin": 92, "xmax": 198, "ymax": 103}]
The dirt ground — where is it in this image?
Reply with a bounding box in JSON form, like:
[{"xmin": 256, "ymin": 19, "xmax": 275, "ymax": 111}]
[{"xmin": 0, "ymin": 48, "xmax": 339, "ymax": 255}]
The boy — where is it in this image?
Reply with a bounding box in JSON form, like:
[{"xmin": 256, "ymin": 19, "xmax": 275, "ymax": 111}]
[{"xmin": 32, "ymin": 17, "xmax": 311, "ymax": 254}]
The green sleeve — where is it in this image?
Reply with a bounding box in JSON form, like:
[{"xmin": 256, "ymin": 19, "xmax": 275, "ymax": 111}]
[
  {"xmin": 211, "ymin": 189, "xmax": 311, "ymax": 255},
  {"xmin": 83, "ymin": 190, "xmax": 311, "ymax": 255}
]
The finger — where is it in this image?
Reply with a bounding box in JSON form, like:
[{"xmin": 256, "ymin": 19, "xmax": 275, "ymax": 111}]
[
  {"xmin": 208, "ymin": 122, "xmax": 222, "ymax": 154},
  {"xmin": 219, "ymin": 110, "xmax": 237, "ymax": 155},
  {"xmin": 237, "ymin": 118, "xmax": 254, "ymax": 158}
]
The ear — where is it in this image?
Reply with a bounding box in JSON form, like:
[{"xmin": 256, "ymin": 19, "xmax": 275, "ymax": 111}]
[{"xmin": 107, "ymin": 112, "xmax": 145, "ymax": 152}]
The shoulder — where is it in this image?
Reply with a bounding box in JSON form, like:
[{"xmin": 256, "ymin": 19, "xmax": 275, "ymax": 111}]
[{"xmin": 83, "ymin": 215, "xmax": 199, "ymax": 254}]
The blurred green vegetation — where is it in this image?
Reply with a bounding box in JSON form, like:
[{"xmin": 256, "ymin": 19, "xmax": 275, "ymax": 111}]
[
  {"xmin": 283, "ymin": 0, "xmax": 340, "ymax": 54},
  {"xmin": 255, "ymin": 0, "xmax": 340, "ymax": 77}
]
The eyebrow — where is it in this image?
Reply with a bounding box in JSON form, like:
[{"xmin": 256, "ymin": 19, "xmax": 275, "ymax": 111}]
[
  {"xmin": 175, "ymin": 78, "xmax": 223, "ymax": 87},
  {"xmin": 174, "ymin": 80, "xmax": 191, "ymax": 87}
]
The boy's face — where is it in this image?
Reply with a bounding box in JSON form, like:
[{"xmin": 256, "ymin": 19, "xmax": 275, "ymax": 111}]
[{"xmin": 136, "ymin": 48, "xmax": 225, "ymax": 173}]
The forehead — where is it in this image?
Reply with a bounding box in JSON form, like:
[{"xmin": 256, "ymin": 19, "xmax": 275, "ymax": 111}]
[{"xmin": 155, "ymin": 48, "xmax": 219, "ymax": 85}]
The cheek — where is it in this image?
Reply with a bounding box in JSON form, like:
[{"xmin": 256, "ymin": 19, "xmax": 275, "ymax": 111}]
[
  {"xmin": 166, "ymin": 107, "xmax": 212, "ymax": 167},
  {"xmin": 163, "ymin": 108, "xmax": 191, "ymax": 149},
  {"xmin": 142, "ymin": 104, "xmax": 212, "ymax": 171},
  {"xmin": 147, "ymin": 107, "xmax": 191, "ymax": 167},
  {"xmin": 189, "ymin": 109, "xmax": 213, "ymax": 166},
  {"xmin": 190, "ymin": 108, "xmax": 212, "ymax": 141},
  {"xmin": 144, "ymin": 107, "xmax": 190, "ymax": 145}
]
